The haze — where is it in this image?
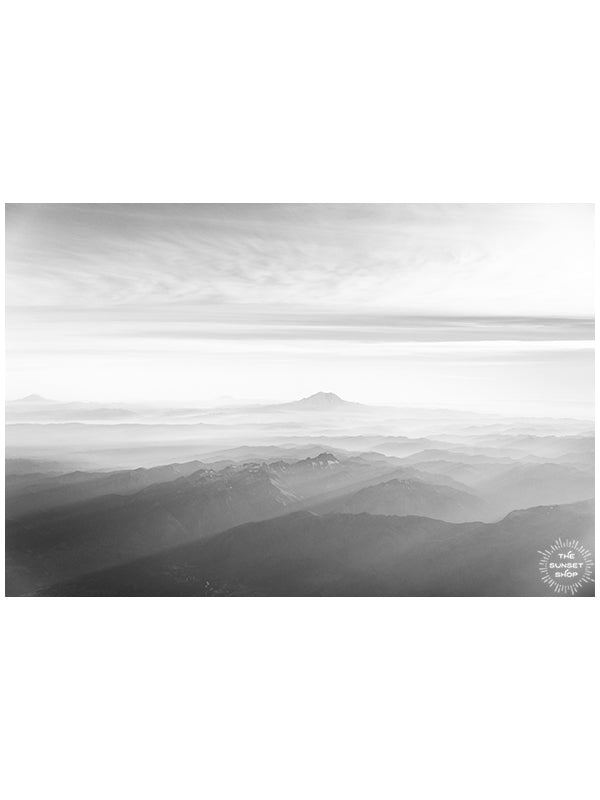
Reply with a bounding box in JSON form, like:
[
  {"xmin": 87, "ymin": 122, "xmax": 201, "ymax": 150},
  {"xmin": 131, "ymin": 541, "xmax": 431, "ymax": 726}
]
[{"xmin": 5, "ymin": 203, "xmax": 594, "ymax": 416}]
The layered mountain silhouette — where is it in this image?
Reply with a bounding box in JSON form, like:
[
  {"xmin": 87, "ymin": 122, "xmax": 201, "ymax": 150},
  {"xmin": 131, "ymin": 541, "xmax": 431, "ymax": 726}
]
[
  {"xmin": 5, "ymin": 460, "xmax": 208, "ymax": 518},
  {"xmin": 37, "ymin": 500, "xmax": 595, "ymax": 597},
  {"xmin": 5, "ymin": 391, "xmax": 595, "ymax": 597},
  {"xmin": 6, "ymin": 451, "xmax": 461, "ymax": 522},
  {"xmin": 5, "ymin": 452, "xmax": 492, "ymax": 594},
  {"xmin": 5, "ymin": 463, "xmax": 299, "ymax": 595}
]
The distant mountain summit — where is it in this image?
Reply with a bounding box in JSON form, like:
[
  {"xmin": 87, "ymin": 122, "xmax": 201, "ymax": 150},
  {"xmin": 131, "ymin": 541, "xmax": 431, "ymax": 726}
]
[
  {"xmin": 9, "ymin": 394, "xmax": 54, "ymax": 404},
  {"xmin": 281, "ymin": 392, "xmax": 362, "ymax": 410}
]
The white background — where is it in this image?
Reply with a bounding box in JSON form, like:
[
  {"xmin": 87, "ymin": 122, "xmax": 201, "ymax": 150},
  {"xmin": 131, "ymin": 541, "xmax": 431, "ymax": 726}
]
[{"xmin": 2, "ymin": 1, "xmax": 598, "ymax": 799}]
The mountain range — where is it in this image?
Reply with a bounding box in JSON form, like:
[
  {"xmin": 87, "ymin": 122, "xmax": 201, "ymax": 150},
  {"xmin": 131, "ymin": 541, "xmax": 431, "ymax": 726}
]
[
  {"xmin": 5, "ymin": 391, "xmax": 595, "ymax": 597},
  {"xmin": 6, "ymin": 451, "xmax": 476, "ymax": 592},
  {"xmin": 37, "ymin": 500, "xmax": 595, "ymax": 597}
]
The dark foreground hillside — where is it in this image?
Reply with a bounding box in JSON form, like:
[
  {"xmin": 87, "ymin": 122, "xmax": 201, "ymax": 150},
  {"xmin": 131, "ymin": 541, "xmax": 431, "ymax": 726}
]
[{"xmin": 32, "ymin": 499, "xmax": 594, "ymax": 597}]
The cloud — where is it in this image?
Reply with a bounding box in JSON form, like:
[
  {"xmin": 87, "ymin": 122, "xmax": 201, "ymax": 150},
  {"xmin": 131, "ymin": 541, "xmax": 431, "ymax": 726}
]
[
  {"xmin": 6, "ymin": 203, "xmax": 594, "ymax": 316},
  {"xmin": 106, "ymin": 314, "xmax": 594, "ymax": 344},
  {"xmin": 5, "ymin": 204, "xmax": 594, "ymax": 408}
]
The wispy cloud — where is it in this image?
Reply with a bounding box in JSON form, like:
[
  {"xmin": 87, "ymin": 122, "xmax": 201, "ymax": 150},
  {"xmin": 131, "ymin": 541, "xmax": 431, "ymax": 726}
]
[
  {"xmin": 119, "ymin": 314, "xmax": 594, "ymax": 343},
  {"xmin": 6, "ymin": 203, "xmax": 594, "ymax": 316}
]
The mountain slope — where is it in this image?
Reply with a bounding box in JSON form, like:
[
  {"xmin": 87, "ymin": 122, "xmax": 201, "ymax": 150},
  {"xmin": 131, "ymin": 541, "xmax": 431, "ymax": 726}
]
[
  {"xmin": 6, "ymin": 448, "xmax": 488, "ymax": 594},
  {"xmin": 5, "ymin": 460, "xmax": 208, "ymax": 519},
  {"xmin": 5, "ymin": 464, "xmax": 299, "ymax": 595},
  {"xmin": 476, "ymin": 462, "xmax": 594, "ymax": 517},
  {"xmin": 37, "ymin": 500, "xmax": 595, "ymax": 597},
  {"xmin": 311, "ymin": 477, "xmax": 487, "ymax": 522}
]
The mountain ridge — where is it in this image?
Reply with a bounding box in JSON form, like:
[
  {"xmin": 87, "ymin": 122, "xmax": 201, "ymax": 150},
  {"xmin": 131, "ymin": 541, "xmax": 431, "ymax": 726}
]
[{"xmin": 32, "ymin": 499, "xmax": 595, "ymax": 597}]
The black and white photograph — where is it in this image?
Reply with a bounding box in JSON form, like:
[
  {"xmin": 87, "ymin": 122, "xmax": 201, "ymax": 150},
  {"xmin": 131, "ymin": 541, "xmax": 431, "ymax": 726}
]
[
  {"xmin": 3, "ymin": 3, "xmax": 597, "ymax": 800},
  {"xmin": 5, "ymin": 203, "xmax": 594, "ymax": 596}
]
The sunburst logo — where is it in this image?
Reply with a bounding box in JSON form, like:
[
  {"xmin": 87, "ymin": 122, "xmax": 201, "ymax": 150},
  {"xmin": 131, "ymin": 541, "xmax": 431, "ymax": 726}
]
[{"xmin": 538, "ymin": 538, "xmax": 594, "ymax": 595}]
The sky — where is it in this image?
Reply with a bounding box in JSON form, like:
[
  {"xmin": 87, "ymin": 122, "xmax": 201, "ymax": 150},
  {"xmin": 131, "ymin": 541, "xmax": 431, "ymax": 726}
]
[{"xmin": 5, "ymin": 203, "xmax": 595, "ymax": 416}]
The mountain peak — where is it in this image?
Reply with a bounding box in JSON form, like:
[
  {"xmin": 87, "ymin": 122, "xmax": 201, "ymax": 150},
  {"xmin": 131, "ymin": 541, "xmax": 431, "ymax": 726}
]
[
  {"xmin": 301, "ymin": 452, "xmax": 340, "ymax": 467},
  {"xmin": 267, "ymin": 391, "xmax": 364, "ymax": 412},
  {"xmin": 291, "ymin": 392, "xmax": 351, "ymax": 409},
  {"xmin": 306, "ymin": 391, "xmax": 343, "ymax": 402},
  {"xmin": 10, "ymin": 394, "xmax": 54, "ymax": 404}
]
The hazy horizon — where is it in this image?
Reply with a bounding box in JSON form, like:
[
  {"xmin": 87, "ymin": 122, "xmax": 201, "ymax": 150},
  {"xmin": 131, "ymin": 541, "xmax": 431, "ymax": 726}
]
[
  {"xmin": 5, "ymin": 204, "xmax": 594, "ymax": 417},
  {"xmin": 4, "ymin": 388, "xmax": 596, "ymax": 420}
]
